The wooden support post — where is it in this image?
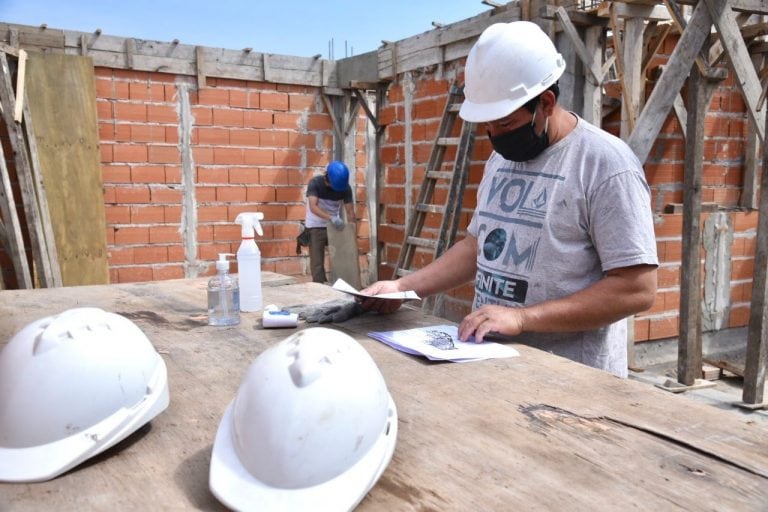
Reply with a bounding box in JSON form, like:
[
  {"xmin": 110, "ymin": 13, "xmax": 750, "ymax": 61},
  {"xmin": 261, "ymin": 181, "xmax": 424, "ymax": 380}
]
[
  {"xmin": 678, "ymin": 66, "xmax": 718, "ymax": 387},
  {"xmin": 642, "ymin": 23, "xmax": 673, "ymax": 78},
  {"xmin": 553, "ymin": 7, "xmax": 603, "ymax": 84},
  {"xmin": 672, "ymin": 92, "xmax": 688, "ymax": 139},
  {"xmin": 628, "ymin": 0, "xmax": 711, "ymax": 163},
  {"xmin": 195, "ymin": 46, "xmax": 206, "ymax": 88},
  {"xmin": 21, "ymin": 95, "xmax": 62, "ymax": 287},
  {"xmin": 368, "ymin": 85, "xmax": 388, "ymax": 282},
  {"xmin": 740, "ymin": 56, "xmax": 764, "ymax": 210},
  {"xmin": 261, "ymin": 53, "xmax": 269, "ymax": 82},
  {"xmin": 623, "ymin": 17, "xmax": 644, "ymax": 136},
  {"xmin": 13, "ymin": 49, "xmax": 26, "ymax": 123},
  {"xmin": 609, "ymin": 6, "xmax": 634, "ymax": 136},
  {"xmin": 323, "ymin": 93, "xmax": 344, "ymax": 154},
  {"xmin": 343, "ymin": 93, "xmax": 360, "ymax": 137},
  {"xmin": 125, "ymin": 38, "xmax": 135, "ymax": 69},
  {"xmin": 662, "ymin": 0, "xmax": 711, "ymax": 76},
  {"xmin": 352, "ymin": 88, "xmax": 380, "ymax": 130},
  {"xmin": 704, "ymin": 0, "xmax": 764, "ymax": 144},
  {"xmin": 583, "ymin": 26, "xmax": 603, "ymax": 127},
  {"xmin": 740, "ymin": 98, "xmax": 768, "ymax": 408}
]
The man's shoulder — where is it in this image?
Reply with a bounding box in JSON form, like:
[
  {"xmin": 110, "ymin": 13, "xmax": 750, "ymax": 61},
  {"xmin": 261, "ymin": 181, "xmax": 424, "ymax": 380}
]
[
  {"xmin": 573, "ymin": 119, "xmax": 639, "ymax": 164},
  {"xmin": 307, "ymin": 175, "xmax": 325, "ymax": 195},
  {"xmin": 308, "ymin": 174, "xmax": 325, "ymax": 185},
  {"xmin": 577, "ymin": 119, "xmax": 629, "ymax": 150}
]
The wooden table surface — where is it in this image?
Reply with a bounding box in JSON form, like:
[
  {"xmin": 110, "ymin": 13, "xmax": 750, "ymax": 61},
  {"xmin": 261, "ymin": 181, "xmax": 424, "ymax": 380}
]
[{"xmin": 1, "ymin": 275, "xmax": 767, "ymax": 511}]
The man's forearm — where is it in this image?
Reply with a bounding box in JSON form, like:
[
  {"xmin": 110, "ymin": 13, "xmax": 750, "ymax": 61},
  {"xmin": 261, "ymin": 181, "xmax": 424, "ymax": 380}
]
[
  {"xmin": 399, "ymin": 236, "xmax": 478, "ymax": 298},
  {"xmin": 521, "ymin": 265, "xmax": 657, "ymax": 333},
  {"xmin": 308, "ymin": 203, "xmax": 331, "ymax": 221}
]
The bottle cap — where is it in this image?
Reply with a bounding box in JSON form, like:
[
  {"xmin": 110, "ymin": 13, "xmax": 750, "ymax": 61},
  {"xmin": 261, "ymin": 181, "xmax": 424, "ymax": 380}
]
[{"xmin": 216, "ymin": 253, "xmax": 234, "ymax": 272}]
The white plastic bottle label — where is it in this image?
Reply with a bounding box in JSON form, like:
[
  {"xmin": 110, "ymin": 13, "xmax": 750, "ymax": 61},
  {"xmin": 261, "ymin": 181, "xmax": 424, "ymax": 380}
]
[{"xmin": 238, "ymin": 250, "xmax": 262, "ymax": 312}]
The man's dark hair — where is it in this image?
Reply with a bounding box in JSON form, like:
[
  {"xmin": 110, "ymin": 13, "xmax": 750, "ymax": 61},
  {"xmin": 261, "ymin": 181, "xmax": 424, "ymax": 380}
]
[{"xmin": 522, "ymin": 82, "xmax": 560, "ymax": 113}]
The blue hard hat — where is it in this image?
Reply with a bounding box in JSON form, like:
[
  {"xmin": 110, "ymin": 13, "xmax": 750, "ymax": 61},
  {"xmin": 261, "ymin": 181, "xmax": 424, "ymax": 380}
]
[{"xmin": 326, "ymin": 161, "xmax": 350, "ymax": 192}]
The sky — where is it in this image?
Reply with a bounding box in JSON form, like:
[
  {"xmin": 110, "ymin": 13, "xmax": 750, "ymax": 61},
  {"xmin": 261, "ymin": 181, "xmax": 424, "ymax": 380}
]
[{"xmin": 1, "ymin": 1, "xmax": 492, "ymax": 58}]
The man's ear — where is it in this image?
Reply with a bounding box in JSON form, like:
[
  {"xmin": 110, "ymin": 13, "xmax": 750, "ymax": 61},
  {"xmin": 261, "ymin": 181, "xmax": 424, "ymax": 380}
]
[{"xmin": 539, "ymin": 90, "xmax": 556, "ymax": 115}]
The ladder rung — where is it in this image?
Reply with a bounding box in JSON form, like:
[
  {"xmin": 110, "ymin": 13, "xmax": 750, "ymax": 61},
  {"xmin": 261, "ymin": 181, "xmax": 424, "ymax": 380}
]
[
  {"xmin": 416, "ymin": 204, "xmax": 445, "ymax": 214},
  {"xmin": 425, "ymin": 171, "xmax": 454, "ymax": 180},
  {"xmin": 392, "ymin": 82, "xmax": 473, "ymax": 280},
  {"xmin": 406, "ymin": 236, "xmax": 437, "ymax": 249}
]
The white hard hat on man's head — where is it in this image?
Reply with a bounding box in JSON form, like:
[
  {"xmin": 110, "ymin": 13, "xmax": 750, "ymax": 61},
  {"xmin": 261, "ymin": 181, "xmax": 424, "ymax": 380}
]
[
  {"xmin": 210, "ymin": 327, "xmax": 398, "ymax": 511},
  {"xmin": 0, "ymin": 307, "xmax": 169, "ymax": 483},
  {"xmin": 460, "ymin": 21, "xmax": 566, "ymax": 123}
]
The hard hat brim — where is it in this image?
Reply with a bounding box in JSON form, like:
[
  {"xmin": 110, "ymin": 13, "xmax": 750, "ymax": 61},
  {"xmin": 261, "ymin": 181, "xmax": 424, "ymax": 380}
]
[
  {"xmin": 209, "ymin": 394, "xmax": 398, "ymax": 511},
  {"xmin": 460, "ymin": 60, "xmax": 566, "ymax": 123},
  {"xmin": 459, "ymin": 97, "xmax": 528, "ymax": 124},
  {"xmin": 0, "ymin": 361, "xmax": 169, "ymax": 483}
]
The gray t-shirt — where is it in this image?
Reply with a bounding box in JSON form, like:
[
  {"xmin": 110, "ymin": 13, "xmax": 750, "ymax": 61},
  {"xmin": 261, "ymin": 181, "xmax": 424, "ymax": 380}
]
[{"xmin": 467, "ymin": 116, "xmax": 658, "ymax": 377}]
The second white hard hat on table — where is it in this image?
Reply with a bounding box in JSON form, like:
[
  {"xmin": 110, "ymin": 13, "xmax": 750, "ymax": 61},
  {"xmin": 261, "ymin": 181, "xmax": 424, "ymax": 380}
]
[{"xmin": 210, "ymin": 327, "xmax": 398, "ymax": 511}]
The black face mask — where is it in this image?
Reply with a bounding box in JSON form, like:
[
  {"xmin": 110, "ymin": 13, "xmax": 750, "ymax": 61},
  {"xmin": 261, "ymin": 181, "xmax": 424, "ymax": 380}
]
[{"xmin": 488, "ymin": 110, "xmax": 549, "ymax": 162}]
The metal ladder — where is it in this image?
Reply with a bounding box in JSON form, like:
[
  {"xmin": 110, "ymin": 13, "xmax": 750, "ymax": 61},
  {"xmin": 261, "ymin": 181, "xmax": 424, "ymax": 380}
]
[{"xmin": 392, "ymin": 82, "xmax": 475, "ymax": 314}]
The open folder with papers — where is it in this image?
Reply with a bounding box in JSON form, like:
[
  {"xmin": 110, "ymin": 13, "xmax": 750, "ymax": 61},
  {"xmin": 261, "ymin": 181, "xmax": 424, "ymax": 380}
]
[{"xmin": 368, "ymin": 324, "xmax": 519, "ymax": 363}]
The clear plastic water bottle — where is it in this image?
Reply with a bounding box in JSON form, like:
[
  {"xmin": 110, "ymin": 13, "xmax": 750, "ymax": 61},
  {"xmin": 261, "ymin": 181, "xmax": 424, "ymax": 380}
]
[{"xmin": 208, "ymin": 254, "xmax": 240, "ymax": 326}]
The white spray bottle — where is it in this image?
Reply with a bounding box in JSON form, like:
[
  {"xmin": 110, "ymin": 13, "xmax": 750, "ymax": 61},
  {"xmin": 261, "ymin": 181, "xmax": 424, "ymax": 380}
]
[{"xmin": 235, "ymin": 212, "xmax": 264, "ymax": 312}]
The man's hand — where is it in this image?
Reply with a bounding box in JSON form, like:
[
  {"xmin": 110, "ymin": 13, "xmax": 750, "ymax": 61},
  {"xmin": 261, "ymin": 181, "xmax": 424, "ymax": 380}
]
[
  {"xmin": 458, "ymin": 305, "xmax": 525, "ymax": 342},
  {"xmin": 358, "ymin": 280, "xmax": 404, "ymax": 314},
  {"xmin": 330, "ymin": 215, "xmax": 345, "ymax": 230}
]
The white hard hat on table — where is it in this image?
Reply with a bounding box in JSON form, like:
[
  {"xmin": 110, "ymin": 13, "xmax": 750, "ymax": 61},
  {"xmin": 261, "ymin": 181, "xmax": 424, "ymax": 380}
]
[
  {"xmin": 209, "ymin": 327, "xmax": 398, "ymax": 511},
  {"xmin": 0, "ymin": 307, "xmax": 169, "ymax": 482}
]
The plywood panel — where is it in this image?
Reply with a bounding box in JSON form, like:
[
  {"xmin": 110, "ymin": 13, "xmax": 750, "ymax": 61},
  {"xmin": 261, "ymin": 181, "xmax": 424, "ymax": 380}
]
[
  {"xmin": 25, "ymin": 52, "xmax": 109, "ymax": 285},
  {"xmin": 327, "ymin": 222, "xmax": 362, "ymax": 289}
]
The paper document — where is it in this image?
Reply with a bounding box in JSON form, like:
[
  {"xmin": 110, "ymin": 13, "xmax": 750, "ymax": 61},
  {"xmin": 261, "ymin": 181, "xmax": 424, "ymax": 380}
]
[
  {"xmin": 332, "ymin": 278, "xmax": 420, "ymax": 301},
  {"xmin": 368, "ymin": 324, "xmax": 519, "ymax": 363}
]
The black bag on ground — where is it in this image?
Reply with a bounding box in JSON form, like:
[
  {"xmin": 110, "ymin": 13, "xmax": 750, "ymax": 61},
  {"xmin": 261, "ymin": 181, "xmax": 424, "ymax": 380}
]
[{"xmin": 296, "ymin": 222, "xmax": 310, "ymax": 254}]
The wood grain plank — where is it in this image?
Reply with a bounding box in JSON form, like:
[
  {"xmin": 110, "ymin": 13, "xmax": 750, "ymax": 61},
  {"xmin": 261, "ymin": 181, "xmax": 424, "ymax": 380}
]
[{"xmin": 25, "ymin": 52, "xmax": 108, "ymax": 286}]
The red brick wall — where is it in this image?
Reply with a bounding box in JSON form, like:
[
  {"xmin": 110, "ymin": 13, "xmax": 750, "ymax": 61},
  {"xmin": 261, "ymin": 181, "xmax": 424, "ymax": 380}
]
[{"xmin": 94, "ymin": 68, "xmax": 367, "ymax": 283}]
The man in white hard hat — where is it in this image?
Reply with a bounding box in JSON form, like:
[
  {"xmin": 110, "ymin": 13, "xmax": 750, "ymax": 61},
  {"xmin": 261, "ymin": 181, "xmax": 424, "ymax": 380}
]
[{"xmin": 360, "ymin": 21, "xmax": 658, "ymax": 377}]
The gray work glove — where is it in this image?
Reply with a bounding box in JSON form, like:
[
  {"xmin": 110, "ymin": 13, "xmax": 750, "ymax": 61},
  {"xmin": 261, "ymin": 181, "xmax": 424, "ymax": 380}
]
[
  {"xmin": 290, "ymin": 298, "xmax": 365, "ymax": 324},
  {"xmin": 330, "ymin": 215, "xmax": 345, "ymax": 230}
]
